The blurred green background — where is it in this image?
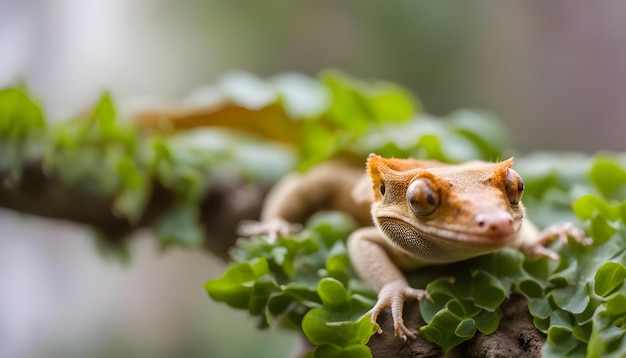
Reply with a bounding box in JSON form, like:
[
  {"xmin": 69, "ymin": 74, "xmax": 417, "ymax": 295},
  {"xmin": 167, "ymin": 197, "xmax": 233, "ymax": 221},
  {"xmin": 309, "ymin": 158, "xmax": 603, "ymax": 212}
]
[{"xmin": 1, "ymin": 1, "xmax": 625, "ymax": 357}]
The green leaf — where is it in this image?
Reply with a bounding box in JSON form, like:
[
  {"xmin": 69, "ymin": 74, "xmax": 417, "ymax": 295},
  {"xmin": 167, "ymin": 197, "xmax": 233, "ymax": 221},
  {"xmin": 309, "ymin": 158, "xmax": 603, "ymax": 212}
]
[
  {"xmin": 0, "ymin": 87, "xmax": 45, "ymax": 139},
  {"xmin": 0, "ymin": 87, "xmax": 46, "ymax": 178},
  {"xmin": 588, "ymin": 157, "xmax": 626, "ymax": 199},
  {"xmin": 321, "ymin": 71, "xmax": 372, "ymax": 133},
  {"xmin": 594, "ymin": 262, "xmax": 626, "ymax": 297},
  {"xmin": 326, "ymin": 248, "xmax": 351, "ymax": 273},
  {"xmin": 317, "ymin": 278, "xmax": 350, "ymax": 308},
  {"xmin": 449, "ymin": 109, "xmax": 508, "ymax": 160},
  {"xmin": 467, "ymin": 270, "xmax": 507, "ymax": 311},
  {"xmin": 418, "ymin": 308, "xmax": 470, "ymax": 353},
  {"xmin": 326, "ymin": 243, "xmax": 352, "ymax": 283},
  {"xmin": 446, "ymin": 299, "xmax": 481, "ymax": 318},
  {"xmin": 153, "ymin": 203, "xmax": 204, "ymax": 247},
  {"xmin": 420, "ymin": 278, "xmax": 456, "ymax": 323},
  {"xmin": 534, "ymin": 316, "xmax": 550, "ymax": 334},
  {"xmin": 518, "ymin": 279, "xmax": 543, "ymax": 298},
  {"xmin": 205, "ymin": 258, "xmax": 270, "ymax": 309},
  {"xmin": 320, "ymin": 70, "xmax": 416, "ymax": 132},
  {"xmin": 455, "ymin": 318, "xmax": 476, "ymax": 338},
  {"xmin": 248, "ymin": 277, "xmax": 279, "ymax": 316},
  {"xmin": 272, "ymin": 73, "xmax": 328, "ymax": 118},
  {"xmin": 543, "ymin": 341, "xmax": 587, "ymax": 358},
  {"xmin": 90, "ymin": 91, "xmax": 117, "ymax": 130},
  {"xmin": 113, "ymin": 156, "xmax": 149, "ymax": 223},
  {"xmin": 552, "ymin": 284, "xmax": 591, "ymax": 315},
  {"xmin": 572, "ymin": 194, "xmax": 619, "ymax": 221},
  {"xmin": 367, "ymin": 84, "xmax": 418, "ymax": 123},
  {"xmin": 473, "ymin": 309, "xmax": 501, "ymax": 334},
  {"xmin": 265, "ymin": 283, "xmax": 321, "ymax": 325},
  {"xmin": 416, "ymin": 134, "xmax": 448, "ymax": 162},
  {"xmin": 474, "ymin": 248, "xmax": 526, "ymax": 287},
  {"xmin": 297, "ymin": 119, "xmax": 340, "ymax": 169},
  {"xmin": 546, "ymin": 310, "xmax": 581, "ymax": 355},
  {"xmin": 527, "ymin": 297, "xmax": 553, "ymax": 320},
  {"xmin": 589, "ymin": 214, "xmax": 618, "ymax": 244},
  {"xmin": 306, "ymin": 211, "xmax": 357, "ymax": 247},
  {"xmin": 302, "ymin": 305, "xmax": 376, "ymax": 347},
  {"xmin": 587, "ymin": 305, "xmax": 626, "ymax": 358},
  {"xmin": 604, "ymin": 287, "xmax": 626, "ymax": 317}
]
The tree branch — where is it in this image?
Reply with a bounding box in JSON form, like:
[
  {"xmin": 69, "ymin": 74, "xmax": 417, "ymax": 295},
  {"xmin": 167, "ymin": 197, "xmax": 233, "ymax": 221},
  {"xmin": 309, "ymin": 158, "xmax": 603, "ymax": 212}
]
[{"xmin": 0, "ymin": 163, "xmax": 266, "ymax": 259}]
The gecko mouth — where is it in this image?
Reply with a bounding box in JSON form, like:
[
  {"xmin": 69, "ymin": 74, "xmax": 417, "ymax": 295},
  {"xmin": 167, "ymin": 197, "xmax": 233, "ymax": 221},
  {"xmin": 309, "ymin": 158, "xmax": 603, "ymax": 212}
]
[{"xmin": 376, "ymin": 218, "xmax": 511, "ymax": 263}]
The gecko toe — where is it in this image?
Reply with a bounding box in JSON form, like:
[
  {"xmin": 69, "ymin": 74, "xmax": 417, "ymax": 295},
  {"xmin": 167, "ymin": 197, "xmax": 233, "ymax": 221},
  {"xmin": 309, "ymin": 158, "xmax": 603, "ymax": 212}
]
[
  {"xmin": 369, "ymin": 281, "xmax": 426, "ymax": 340},
  {"xmin": 403, "ymin": 287, "xmax": 431, "ymax": 302},
  {"xmin": 394, "ymin": 322, "xmax": 417, "ymax": 341},
  {"xmin": 529, "ymin": 222, "xmax": 592, "ymax": 260}
]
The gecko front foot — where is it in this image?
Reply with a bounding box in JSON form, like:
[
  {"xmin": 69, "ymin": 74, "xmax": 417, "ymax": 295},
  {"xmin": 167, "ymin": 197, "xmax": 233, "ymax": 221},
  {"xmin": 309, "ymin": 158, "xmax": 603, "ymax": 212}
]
[
  {"xmin": 368, "ymin": 280, "xmax": 432, "ymax": 341},
  {"xmin": 523, "ymin": 222, "xmax": 592, "ymax": 260},
  {"xmin": 237, "ymin": 218, "xmax": 302, "ymax": 243}
]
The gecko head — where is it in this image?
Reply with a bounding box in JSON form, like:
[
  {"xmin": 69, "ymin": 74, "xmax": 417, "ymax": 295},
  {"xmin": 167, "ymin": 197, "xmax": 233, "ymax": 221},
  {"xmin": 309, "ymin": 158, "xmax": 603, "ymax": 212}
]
[{"xmin": 367, "ymin": 154, "xmax": 525, "ymax": 263}]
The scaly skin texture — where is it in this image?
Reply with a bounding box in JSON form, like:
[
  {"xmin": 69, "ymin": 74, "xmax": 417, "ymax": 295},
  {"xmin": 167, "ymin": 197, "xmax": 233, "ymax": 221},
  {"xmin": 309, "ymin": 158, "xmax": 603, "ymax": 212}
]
[{"xmin": 241, "ymin": 154, "xmax": 590, "ymax": 341}]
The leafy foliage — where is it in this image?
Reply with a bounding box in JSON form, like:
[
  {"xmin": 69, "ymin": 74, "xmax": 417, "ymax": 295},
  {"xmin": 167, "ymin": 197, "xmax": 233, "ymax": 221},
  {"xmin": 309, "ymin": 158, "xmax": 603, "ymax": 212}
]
[
  {"xmin": 206, "ymin": 212, "xmax": 378, "ymax": 356},
  {"xmin": 207, "ymin": 153, "xmax": 626, "ymax": 357},
  {"xmin": 0, "ymin": 87, "xmax": 46, "ymax": 181},
  {"xmin": 202, "ymin": 76, "xmax": 626, "ymax": 355},
  {"xmin": 0, "ymin": 85, "xmax": 291, "ymax": 248},
  {"xmin": 201, "ymin": 74, "xmax": 518, "ymax": 356},
  {"xmin": 1, "ymin": 73, "xmax": 625, "ymax": 356}
]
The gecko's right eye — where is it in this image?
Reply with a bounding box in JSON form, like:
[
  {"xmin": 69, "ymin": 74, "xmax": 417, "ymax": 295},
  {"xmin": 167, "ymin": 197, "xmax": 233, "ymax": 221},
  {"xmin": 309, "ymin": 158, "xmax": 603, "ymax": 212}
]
[
  {"xmin": 379, "ymin": 180, "xmax": 386, "ymax": 196},
  {"xmin": 407, "ymin": 178, "xmax": 439, "ymax": 216},
  {"xmin": 505, "ymin": 169, "xmax": 524, "ymax": 206}
]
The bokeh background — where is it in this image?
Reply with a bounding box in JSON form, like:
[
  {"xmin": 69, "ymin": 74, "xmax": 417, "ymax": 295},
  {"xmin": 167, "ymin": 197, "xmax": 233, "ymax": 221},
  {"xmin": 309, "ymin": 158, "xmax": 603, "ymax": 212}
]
[{"xmin": 1, "ymin": 1, "xmax": 625, "ymax": 357}]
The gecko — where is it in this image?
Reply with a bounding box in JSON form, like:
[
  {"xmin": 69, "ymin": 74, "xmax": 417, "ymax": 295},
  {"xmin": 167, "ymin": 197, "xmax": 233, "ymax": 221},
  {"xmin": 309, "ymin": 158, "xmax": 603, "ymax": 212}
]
[{"xmin": 239, "ymin": 154, "xmax": 590, "ymax": 341}]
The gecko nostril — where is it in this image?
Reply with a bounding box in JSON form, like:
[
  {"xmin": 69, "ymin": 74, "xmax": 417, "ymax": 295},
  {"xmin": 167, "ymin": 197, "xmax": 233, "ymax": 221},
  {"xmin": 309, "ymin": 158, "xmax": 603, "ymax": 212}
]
[
  {"xmin": 475, "ymin": 213, "xmax": 514, "ymax": 237},
  {"xmin": 476, "ymin": 214, "xmax": 487, "ymax": 228}
]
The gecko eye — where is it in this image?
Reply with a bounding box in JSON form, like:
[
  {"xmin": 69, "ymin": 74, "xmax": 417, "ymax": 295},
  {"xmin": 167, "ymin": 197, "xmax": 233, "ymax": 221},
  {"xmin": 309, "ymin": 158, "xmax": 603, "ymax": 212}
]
[
  {"xmin": 379, "ymin": 179, "xmax": 386, "ymax": 196},
  {"xmin": 406, "ymin": 178, "xmax": 439, "ymax": 216},
  {"xmin": 505, "ymin": 169, "xmax": 524, "ymax": 205}
]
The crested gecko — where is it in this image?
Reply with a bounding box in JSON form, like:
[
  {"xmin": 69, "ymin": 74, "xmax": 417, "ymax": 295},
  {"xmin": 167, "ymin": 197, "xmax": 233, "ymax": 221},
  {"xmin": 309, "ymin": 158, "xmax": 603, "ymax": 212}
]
[{"xmin": 239, "ymin": 154, "xmax": 590, "ymax": 341}]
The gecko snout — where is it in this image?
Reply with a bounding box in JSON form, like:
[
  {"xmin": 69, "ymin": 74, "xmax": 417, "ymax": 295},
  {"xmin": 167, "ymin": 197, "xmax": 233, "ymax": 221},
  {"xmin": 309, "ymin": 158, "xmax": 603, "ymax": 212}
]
[{"xmin": 475, "ymin": 212, "xmax": 515, "ymax": 239}]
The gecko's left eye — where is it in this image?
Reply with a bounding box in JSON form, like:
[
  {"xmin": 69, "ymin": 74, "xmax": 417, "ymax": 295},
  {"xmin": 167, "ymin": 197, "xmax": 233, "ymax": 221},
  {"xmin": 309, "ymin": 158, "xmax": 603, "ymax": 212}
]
[
  {"xmin": 407, "ymin": 178, "xmax": 439, "ymax": 216},
  {"xmin": 505, "ymin": 169, "xmax": 524, "ymax": 206}
]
